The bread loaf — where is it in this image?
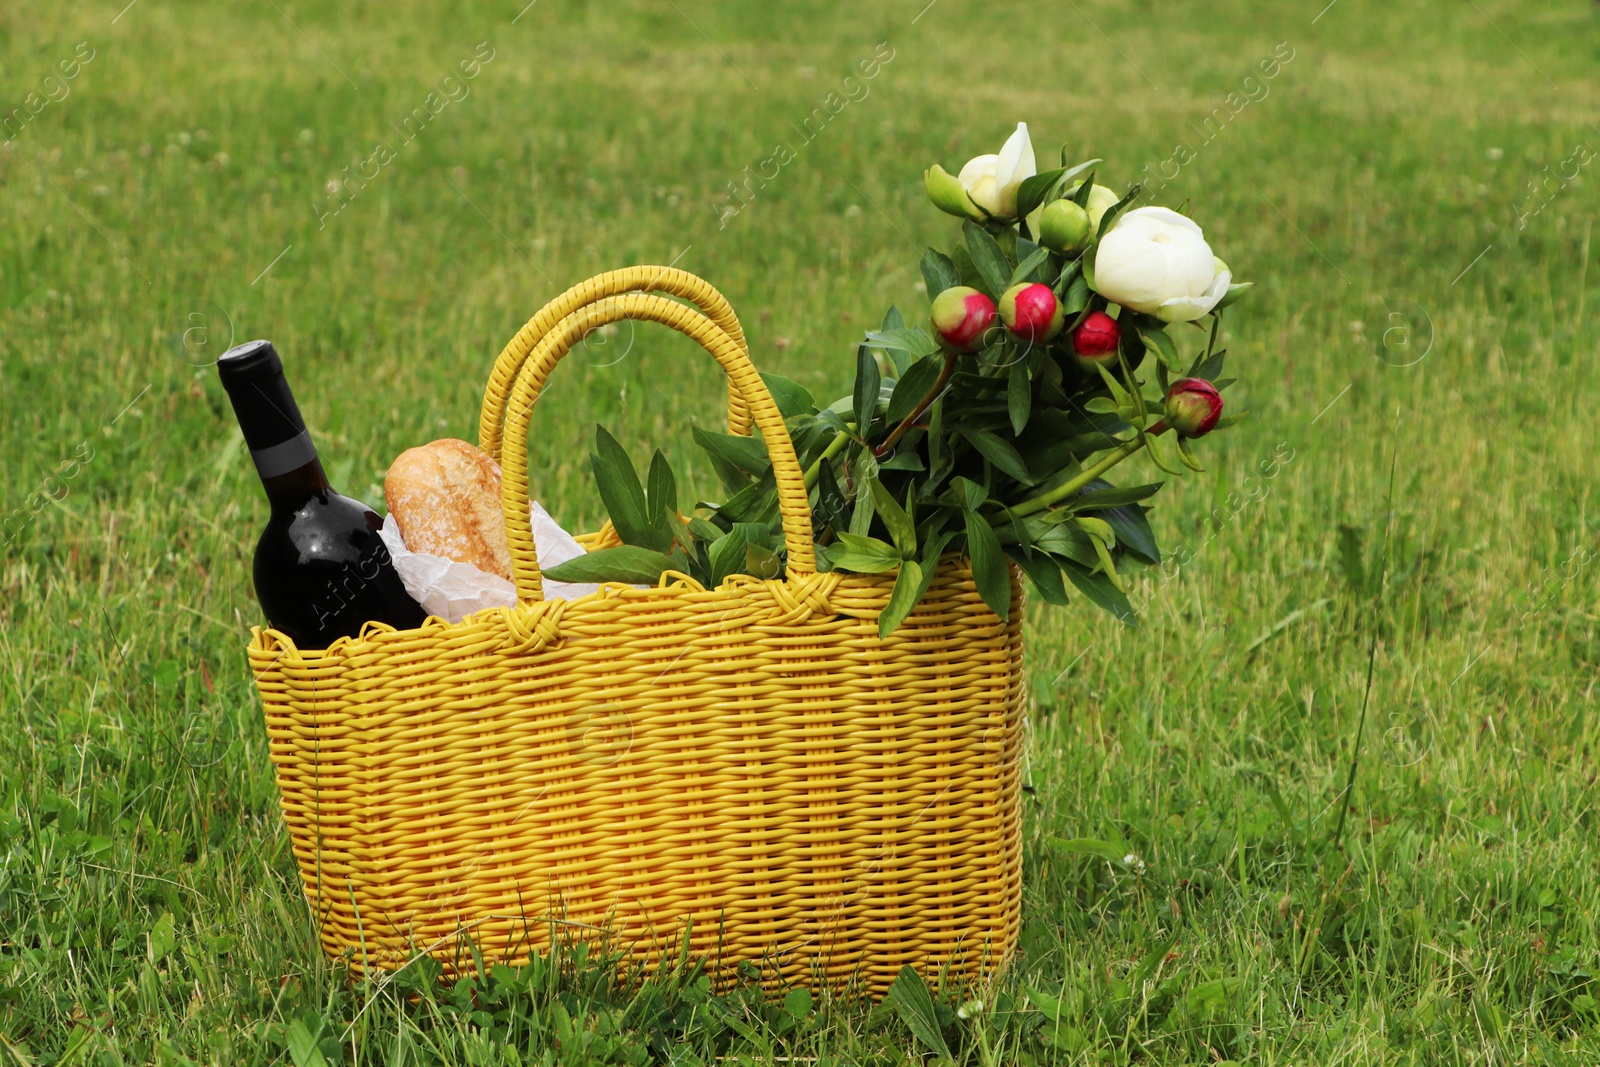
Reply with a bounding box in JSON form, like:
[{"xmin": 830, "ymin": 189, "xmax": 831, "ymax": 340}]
[{"xmin": 384, "ymin": 438, "xmax": 512, "ymax": 580}]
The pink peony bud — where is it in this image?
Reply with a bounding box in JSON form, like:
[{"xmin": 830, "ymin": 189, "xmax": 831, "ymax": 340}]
[
  {"xmin": 1164, "ymin": 378, "xmax": 1224, "ymax": 437},
  {"xmin": 1072, "ymin": 310, "xmax": 1121, "ymax": 363},
  {"xmin": 930, "ymin": 286, "xmax": 997, "ymax": 354},
  {"xmin": 999, "ymin": 282, "xmax": 1065, "ymax": 343}
]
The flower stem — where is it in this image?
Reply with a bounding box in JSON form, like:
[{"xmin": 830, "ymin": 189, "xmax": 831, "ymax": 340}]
[
  {"xmin": 1012, "ymin": 420, "xmax": 1170, "ymax": 518},
  {"xmin": 873, "ymin": 352, "xmax": 959, "ymax": 459},
  {"xmin": 802, "ymin": 431, "xmax": 852, "ymax": 490}
]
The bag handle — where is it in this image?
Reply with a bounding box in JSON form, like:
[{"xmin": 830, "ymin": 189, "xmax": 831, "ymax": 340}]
[
  {"xmin": 499, "ymin": 291, "xmax": 816, "ymax": 603},
  {"xmin": 479, "ymin": 266, "xmax": 753, "ymax": 462}
]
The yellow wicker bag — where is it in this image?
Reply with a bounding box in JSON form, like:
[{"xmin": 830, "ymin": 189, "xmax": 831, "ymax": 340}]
[{"xmin": 247, "ymin": 266, "xmax": 1027, "ymax": 999}]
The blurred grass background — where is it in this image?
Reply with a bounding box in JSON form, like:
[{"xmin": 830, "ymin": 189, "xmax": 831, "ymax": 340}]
[{"xmin": 1, "ymin": 0, "xmax": 1598, "ymax": 1061}]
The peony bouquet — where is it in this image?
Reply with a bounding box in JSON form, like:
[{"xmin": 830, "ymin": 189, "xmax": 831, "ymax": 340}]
[{"xmin": 547, "ymin": 123, "xmax": 1252, "ymax": 635}]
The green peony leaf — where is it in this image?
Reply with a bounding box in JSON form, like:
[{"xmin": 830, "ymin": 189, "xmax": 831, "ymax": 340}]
[
  {"xmin": 878, "ymin": 449, "xmax": 926, "ymax": 472},
  {"xmin": 853, "ymin": 344, "xmax": 881, "ymax": 439},
  {"xmin": 1138, "ymin": 323, "xmax": 1178, "ymax": 370},
  {"xmin": 1060, "ymin": 273, "xmax": 1091, "ymax": 318},
  {"xmin": 863, "ymin": 326, "xmax": 940, "ymax": 358},
  {"xmin": 813, "ymin": 461, "xmax": 850, "ymax": 534},
  {"xmin": 1035, "ymin": 524, "xmax": 1098, "ymax": 567},
  {"xmin": 963, "ymin": 429, "xmax": 1036, "ymax": 486},
  {"xmin": 964, "ymin": 509, "xmax": 1012, "ymax": 622},
  {"xmin": 688, "ymin": 515, "xmax": 725, "ymax": 543},
  {"xmin": 646, "ymin": 449, "xmax": 677, "ymax": 516},
  {"xmin": 705, "ymin": 525, "xmax": 751, "ymax": 587},
  {"xmin": 951, "ymin": 241, "xmax": 986, "ymax": 293},
  {"xmin": 919, "ymin": 248, "xmax": 961, "ymax": 300},
  {"xmin": 948, "ymin": 475, "xmax": 987, "ymax": 512},
  {"xmin": 543, "ymin": 545, "xmax": 678, "ymax": 585},
  {"xmin": 760, "ymin": 373, "xmax": 816, "ymax": 418},
  {"xmin": 1008, "ymin": 246, "xmax": 1053, "ymax": 289},
  {"xmin": 1070, "ymin": 171, "xmax": 1096, "ymax": 209},
  {"xmin": 1015, "ymin": 166, "xmax": 1071, "ymax": 224},
  {"xmin": 824, "ymin": 533, "xmax": 901, "ymax": 574},
  {"xmin": 885, "ymin": 355, "xmax": 944, "ymax": 425},
  {"xmin": 1063, "ymin": 560, "xmax": 1139, "ymax": 625},
  {"xmin": 591, "ymin": 426, "xmax": 670, "ymax": 553},
  {"xmin": 692, "ymin": 424, "xmax": 770, "ymax": 480},
  {"xmin": 1007, "ymin": 547, "xmax": 1069, "ymax": 605},
  {"xmin": 1191, "ymin": 348, "xmax": 1226, "ymax": 381},
  {"xmin": 709, "ymin": 469, "xmax": 779, "ymax": 525},
  {"xmin": 1070, "ymin": 481, "xmax": 1162, "ymax": 511},
  {"xmin": 745, "ymin": 543, "xmax": 783, "ymax": 580},
  {"xmin": 878, "ymin": 559, "xmax": 925, "ymax": 638},
  {"xmin": 961, "ymin": 221, "xmax": 1010, "ymax": 299},
  {"xmin": 1007, "ymin": 361, "xmax": 1032, "ymax": 436},
  {"xmin": 869, "ymin": 478, "xmax": 916, "ymax": 557},
  {"xmin": 1095, "ymin": 183, "xmax": 1143, "ymax": 239}
]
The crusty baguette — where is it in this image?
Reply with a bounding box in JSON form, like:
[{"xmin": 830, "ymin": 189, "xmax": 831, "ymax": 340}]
[{"xmin": 384, "ymin": 438, "xmax": 512, "ymax": 580}]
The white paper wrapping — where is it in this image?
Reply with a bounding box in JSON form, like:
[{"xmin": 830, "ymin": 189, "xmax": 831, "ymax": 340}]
[
  {"xmin": 527, "ymin": 500, "xmax": 609, "ymax": 602},
  {"xmin": 378, "ymin": 501, "xmax": 622, "ymax": 624}
]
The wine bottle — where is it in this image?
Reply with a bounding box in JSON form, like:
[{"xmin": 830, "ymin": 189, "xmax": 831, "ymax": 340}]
[{"xmin": 217, "ymin": 339, "xmax": 427, "ymax": 649}]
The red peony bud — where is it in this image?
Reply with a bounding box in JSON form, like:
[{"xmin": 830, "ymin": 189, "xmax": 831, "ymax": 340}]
[
  {"xmin": 930, "ymin": 286, "xmax": 997, "ymax": 354},
  {"xmin": 999, "ymin": 282, "xmax": 1065, "ymax": 343},
  {"xmin": 1164, "ymin": 377, "xmax": 1224, "ymax": 438},
  {"xmin": 1072, "ymin": 310, "xmax": 1121, "ymax": 363}
]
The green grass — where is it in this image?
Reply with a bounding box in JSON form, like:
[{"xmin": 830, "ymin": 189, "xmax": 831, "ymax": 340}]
[{"xmin": 2, "ymin": 0, "xmax": 1598, "ymax": 1061}]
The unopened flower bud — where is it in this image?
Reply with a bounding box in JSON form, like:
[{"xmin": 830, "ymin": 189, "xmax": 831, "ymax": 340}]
[
  {"xmin": 1038, "ymin": 199, "xmax": 1091, "ymax": 254},
  {"xmin": 1065, "ymin": 182, "xmax": 1121, "ymax": 233},
  {"xmin": 1071, "ymin": 310, "xmax": 1121, "ymax": 365},
  {"xmin": 930, "ymin": 286, "xmax": 996, "ymax": 354},
  {"xmin": 999, "ymin": 282, "xmax": 1064, "ymax": 342},
  {"xmin": 1164, "ymin": 377, "xmax": 1224, "ymax": 437}
]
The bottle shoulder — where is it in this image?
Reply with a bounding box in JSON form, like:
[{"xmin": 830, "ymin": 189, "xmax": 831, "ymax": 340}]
[{"xmin": 259, "ymin": 491, "xmax": 384, "ymax": 567}]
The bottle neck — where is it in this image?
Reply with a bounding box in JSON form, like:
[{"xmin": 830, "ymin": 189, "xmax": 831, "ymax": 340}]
[
  {"xmin": 261, "ymin": 458, "xmax": 333, "ymax": 512},
  {"xmin": 218, "ymin": 341, "xmax": 335, "ymax": 511}
]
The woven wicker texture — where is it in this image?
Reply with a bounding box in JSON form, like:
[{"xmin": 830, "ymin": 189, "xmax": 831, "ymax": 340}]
[{"xmin": 247, "ymin": 267, "xmax": 1027, "ymax": 999}]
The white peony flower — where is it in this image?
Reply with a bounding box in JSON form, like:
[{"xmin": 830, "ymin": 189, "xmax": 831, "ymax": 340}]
[
  {"xmin": 1092, "ymin": 207, "xmax": 1231, "ymax": 323},
  {"xmin": 955, "ymin": 123, "xmax": 1036, "ymax": 220}
]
